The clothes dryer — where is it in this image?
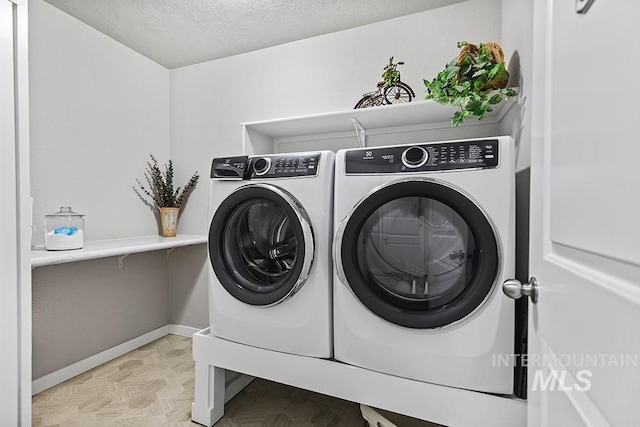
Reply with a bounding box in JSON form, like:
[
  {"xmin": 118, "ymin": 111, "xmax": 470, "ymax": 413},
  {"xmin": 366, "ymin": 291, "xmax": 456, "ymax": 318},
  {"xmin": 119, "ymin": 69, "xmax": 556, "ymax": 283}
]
[
  {"xmin": 333, "ymin": 137, "xmax": 515, "ymax": 393},
  {"xmin": 208, "ymin": 151, "xmax": 334, "ymax": 358}
]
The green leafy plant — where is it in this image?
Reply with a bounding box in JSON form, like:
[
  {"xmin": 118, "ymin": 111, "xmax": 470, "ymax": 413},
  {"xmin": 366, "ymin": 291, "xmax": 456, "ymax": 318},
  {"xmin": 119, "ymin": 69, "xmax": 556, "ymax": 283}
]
[
  {"xmin": 424, "ymin": 41, "xmax": 517, "ymax": 126},
  {"xmin": 136, "ymin": 154, "xmax": 199, "ymax": 209},
  {"xmin": 382, "ymin": 56, "xmax": 401, "ymax": 86}
]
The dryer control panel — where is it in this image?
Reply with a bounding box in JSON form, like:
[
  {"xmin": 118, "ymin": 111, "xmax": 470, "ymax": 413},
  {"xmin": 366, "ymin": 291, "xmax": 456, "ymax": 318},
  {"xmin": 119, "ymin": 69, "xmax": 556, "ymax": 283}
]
[
  {"xmin": 345, "ymin": 139, "xmax": 499, "ymax": 174},
  {"xmin": 248, "ymin": 153, "xmax": 321, "ymax": 179}
]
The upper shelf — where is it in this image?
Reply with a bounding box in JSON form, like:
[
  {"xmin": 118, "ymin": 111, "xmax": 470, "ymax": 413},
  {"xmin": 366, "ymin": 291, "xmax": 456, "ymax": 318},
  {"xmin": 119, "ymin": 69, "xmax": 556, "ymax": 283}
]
[
  {"xmin": 241, "ymin": 98, "xmax": 517, "ymax": 155},
  {"xmin": 242, "ymin": 98, "xmax": 515, "ymax": 140},
  {"xmin": 31, "ymin": 234, "xmax": 207, "ymax": 268}
]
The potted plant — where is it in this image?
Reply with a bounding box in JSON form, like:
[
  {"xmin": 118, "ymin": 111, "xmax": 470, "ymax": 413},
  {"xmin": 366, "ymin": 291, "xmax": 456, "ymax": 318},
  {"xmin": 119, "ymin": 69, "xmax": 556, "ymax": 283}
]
[
  {"xmin": 424, "ymin": 41, "xmax": 517, "ymax": 126},
  {"xmin": 136, "ymin": 154, "xmax": 199, "ymax": 237}
]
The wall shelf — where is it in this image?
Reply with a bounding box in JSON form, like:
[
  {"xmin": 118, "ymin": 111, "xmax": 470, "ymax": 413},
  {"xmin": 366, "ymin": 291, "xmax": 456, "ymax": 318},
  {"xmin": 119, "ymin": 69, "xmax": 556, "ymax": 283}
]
[
  {"xmin": 31, "ymin": 234, "xmax": 207, "ymax": 268},
  {"xmin": 242, "ymin": 98, "xmax": 516, "ymax": 155}
]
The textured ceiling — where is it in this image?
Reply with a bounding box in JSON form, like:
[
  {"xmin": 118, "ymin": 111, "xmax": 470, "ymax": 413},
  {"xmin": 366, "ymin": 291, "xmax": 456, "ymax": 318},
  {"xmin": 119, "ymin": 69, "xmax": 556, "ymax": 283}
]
[{"xmin": 42, "ymin": 0, "xmax": 465, "ymax": 69}]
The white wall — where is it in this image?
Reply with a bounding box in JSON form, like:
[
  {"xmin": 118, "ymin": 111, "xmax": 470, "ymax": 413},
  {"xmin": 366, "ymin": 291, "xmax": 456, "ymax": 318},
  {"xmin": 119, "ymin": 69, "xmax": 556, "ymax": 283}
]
[
  {"xmin": 500, "ymin": 3, "xmax": 534, "ymax": 387},
  {"xmin": 29, "ymin": 0, "xmax": 174, "ymax": 381},
  {"xmin": 29, "ymin": 0, "xmax": 171, "ymax": 242},
  {"xmin": 501, "ymin": 0, "xmax": 534, "ymax": 278},
  {"xmin": 501, "ymin": 0, "xmax": 533, "ymax": 172},
  {"xmin": 27, "ymin": 0, "xmax": 510, "ymax": 379},
  {"xmin": 168, "ymin": 0, "xmax": 503, "ymax": 327},
  {"xmin": 170, "ymin": 0, "xmax": 503, "ymax": 237}
]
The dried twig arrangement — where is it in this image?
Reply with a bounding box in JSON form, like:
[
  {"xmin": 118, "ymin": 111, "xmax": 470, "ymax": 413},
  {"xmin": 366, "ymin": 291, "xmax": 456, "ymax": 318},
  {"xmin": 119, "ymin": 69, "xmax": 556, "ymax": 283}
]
[{"xmin": 136, "ymin": 154, "xmax": 199, "ymax": 209}]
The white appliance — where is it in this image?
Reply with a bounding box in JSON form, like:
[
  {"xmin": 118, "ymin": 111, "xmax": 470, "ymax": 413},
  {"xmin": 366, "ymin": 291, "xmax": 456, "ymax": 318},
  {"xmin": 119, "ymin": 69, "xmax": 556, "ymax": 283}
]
[
  {"xmin": 208, "ymin": 151, "xmax": 334, "ymax": 358},
  {"xmin": 333, "ymin": 137, "xmax": 515, "ymax": 393}
]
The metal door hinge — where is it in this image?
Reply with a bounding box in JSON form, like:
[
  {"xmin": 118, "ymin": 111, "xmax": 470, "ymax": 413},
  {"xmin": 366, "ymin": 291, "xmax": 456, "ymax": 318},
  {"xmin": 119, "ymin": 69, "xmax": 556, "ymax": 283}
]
[{"xmin": 576, "ymin": 0, "xmax": 595, "ymax": 14}]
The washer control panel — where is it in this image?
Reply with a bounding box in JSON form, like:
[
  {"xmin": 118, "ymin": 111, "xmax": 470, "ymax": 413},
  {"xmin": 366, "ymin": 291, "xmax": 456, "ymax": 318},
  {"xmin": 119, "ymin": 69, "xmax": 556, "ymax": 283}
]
[
  {"xmin": 345, "ymin": 139, "xmax": 499, "ymax": 174},
  {"xmin": 210, "ymin": 156, "xmax": 248, "ymax": 179},
  {"xmin": 248, "ymin": 153, "xmax": 321, "ymax": 178}
]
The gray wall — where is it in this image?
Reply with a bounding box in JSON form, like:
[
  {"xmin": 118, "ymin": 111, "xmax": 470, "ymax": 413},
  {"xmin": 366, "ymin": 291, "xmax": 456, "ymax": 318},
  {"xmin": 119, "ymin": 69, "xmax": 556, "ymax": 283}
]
[
  {"xmin": 169, "ymin": 245, "xmax": 209, "ymax": 327},
  {"xmin": 32, "ymin": 252, "xmax": 170, "ymax": 378}
]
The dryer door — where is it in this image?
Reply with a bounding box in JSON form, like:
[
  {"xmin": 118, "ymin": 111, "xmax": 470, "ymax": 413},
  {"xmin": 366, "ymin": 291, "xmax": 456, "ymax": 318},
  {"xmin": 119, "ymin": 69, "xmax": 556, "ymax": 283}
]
[
  {"xmin": 335, "ymin": 179, "xmax": 499, "ymax": 328},
  {"xmin": 209, "ymin": 183, "xmax": 314, "ymax": 306}
]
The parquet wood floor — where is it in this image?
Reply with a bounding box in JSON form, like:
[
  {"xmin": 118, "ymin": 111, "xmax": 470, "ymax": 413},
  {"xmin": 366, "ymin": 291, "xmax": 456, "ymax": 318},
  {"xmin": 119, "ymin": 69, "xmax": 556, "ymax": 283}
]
[{"xmin": 32, "ymin": 335, "xmax": 368, "ymax": 426}]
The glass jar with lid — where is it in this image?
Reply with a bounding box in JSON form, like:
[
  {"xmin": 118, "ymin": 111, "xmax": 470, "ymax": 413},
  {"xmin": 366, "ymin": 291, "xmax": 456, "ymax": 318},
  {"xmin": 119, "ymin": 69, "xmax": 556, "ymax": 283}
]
[{"xmin": 44, "ymin": 206, "xmax": 85, "ymax": 250}]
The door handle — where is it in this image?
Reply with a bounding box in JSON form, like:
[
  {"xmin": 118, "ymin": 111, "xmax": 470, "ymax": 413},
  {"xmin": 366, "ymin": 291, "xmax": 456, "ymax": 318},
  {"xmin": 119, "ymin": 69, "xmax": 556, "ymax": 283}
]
[
  {"xmin": 502, "ymin": 277, "xmax": 538, "ymax": 304},
  {"xmin": 332, "ymin": 217, "xmax": 348, "ymax": 286}
]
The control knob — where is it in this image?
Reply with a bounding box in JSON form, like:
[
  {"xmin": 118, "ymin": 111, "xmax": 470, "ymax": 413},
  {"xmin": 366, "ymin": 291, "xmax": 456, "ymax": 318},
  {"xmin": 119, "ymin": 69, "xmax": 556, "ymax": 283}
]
[
  {"xmin": 252, "ymin": 157, "xmax": 271, "ymax": 176},
  {"xmin": 401, "ymin": 146, "xmax": 428, "ymax": 168}
]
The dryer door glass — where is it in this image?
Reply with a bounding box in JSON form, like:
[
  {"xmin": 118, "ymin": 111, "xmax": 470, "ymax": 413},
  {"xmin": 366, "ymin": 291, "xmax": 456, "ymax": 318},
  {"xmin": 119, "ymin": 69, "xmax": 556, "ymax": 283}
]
[
  {"xmin": 339, "ymin": 180, "xmax": 499, "ymax": 328},
  {"xmin": 209, "ymin": 184, "xmax": 314, "ymax": 306},
  {"xmin": 358, "ymin": 197, "xmax": 473, "ymax": 308}
]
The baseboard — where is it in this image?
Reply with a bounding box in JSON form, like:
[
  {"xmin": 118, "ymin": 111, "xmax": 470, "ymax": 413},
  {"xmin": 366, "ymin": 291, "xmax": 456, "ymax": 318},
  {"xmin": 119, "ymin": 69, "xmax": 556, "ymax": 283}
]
[
  {"xmin": 168, "ymin": 324, "xmax": 202, "ymax": 338},
  {"xmin": 32, "ymin": 323, "xmax": 205, "ymax": 395}
]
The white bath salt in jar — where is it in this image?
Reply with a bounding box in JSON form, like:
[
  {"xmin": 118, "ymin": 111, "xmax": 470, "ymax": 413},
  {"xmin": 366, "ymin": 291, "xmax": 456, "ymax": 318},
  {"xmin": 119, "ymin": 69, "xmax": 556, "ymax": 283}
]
[{"xmin": 44, "ymin": 206, "xmax": 85, "ymax": 250}]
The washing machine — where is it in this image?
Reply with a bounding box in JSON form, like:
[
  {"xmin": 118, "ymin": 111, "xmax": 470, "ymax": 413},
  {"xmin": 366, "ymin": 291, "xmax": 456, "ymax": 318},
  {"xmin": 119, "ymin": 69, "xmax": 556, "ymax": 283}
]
[
  {"xmin": 333, "ymin": 137, "xmax": 515, "ymax": 393},
  {"xmin": 208, "ymin": 151, "xmax": 334, "ymax": 358}
]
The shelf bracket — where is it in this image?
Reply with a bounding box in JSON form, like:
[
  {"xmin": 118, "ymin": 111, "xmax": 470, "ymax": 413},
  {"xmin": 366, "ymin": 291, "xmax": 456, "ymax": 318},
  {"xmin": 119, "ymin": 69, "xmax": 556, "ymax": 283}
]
[
  {"xmin": 351, "ymin": 117, "xmax": 366, "ymax": 148},
  {"xmin": 117, "ymin": 254, "xmax": 129, "ymax": 269},
  {"xmin": 166, "ymin": 247, "xmax": 177, "ymax": 259}
]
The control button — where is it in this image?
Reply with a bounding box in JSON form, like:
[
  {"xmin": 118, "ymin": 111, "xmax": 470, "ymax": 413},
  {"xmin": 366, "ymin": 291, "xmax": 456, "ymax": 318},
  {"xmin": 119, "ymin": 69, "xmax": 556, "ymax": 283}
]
[
  {"xmin": 401, "ymin": 146, "xmax": 428, "ymax": 168},
  {"xmin": 252, "ymin": 157, "xmax": 272, "ymax": 176}
]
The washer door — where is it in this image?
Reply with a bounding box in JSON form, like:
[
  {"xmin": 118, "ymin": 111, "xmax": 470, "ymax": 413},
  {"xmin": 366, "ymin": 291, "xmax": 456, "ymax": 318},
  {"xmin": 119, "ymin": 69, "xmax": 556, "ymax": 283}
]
[
  {"xmin": 335, "ymin": 179, "xmax": 499, "ymax": 328},
  {"xmin": 209, "ymin": 183, "xmax": 314, "ymax": 306}
]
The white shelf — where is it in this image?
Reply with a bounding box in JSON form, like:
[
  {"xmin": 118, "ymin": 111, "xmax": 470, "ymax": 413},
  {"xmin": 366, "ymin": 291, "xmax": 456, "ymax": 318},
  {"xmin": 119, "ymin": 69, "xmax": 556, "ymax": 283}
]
[
  {"xmin": 242, "ymin": 99, "xmax": 516, "ymax": 155},
  {"xmin": 31, "ymin": 234, "xmax": 207, "ymax": 268}
]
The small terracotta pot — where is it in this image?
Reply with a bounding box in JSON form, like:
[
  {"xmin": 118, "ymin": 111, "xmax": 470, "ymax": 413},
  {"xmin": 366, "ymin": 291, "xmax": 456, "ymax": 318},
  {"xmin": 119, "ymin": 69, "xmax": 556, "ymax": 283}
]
[{"xmin": 159, "ymin": 207, "xmax": 179, "ymax": 237}]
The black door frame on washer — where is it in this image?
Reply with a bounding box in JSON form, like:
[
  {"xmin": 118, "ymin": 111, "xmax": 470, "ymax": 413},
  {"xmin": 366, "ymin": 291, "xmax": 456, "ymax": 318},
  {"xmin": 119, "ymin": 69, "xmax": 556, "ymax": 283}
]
[
  {"xmin": 335, "ymin": 179, "xmax": 500, "ymax": 329},
  {"xmin": 209, "ymin": 183, "xmax": 314, "ymax": 307}
]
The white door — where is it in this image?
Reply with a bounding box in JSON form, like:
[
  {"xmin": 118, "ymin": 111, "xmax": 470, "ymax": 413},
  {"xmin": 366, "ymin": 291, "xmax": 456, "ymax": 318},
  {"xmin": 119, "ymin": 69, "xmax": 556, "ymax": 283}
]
[
  {"xmin": 0, "ymin": 0, "xmax": 20, "ymax": 425},
  {"xmin": 527, "ymin": 0, "xmax": 640, "ymax": 425}
]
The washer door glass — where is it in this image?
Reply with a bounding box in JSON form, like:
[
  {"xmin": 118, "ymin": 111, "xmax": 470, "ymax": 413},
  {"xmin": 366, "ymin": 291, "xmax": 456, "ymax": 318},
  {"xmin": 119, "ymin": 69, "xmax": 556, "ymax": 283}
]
[
  {"xmin": 209, "ymin": 184, "xmax": 313, "ymax": 306},
  {"xmin": 339, "ymin": 180, "xmax": 499, "ymax": 328}
]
